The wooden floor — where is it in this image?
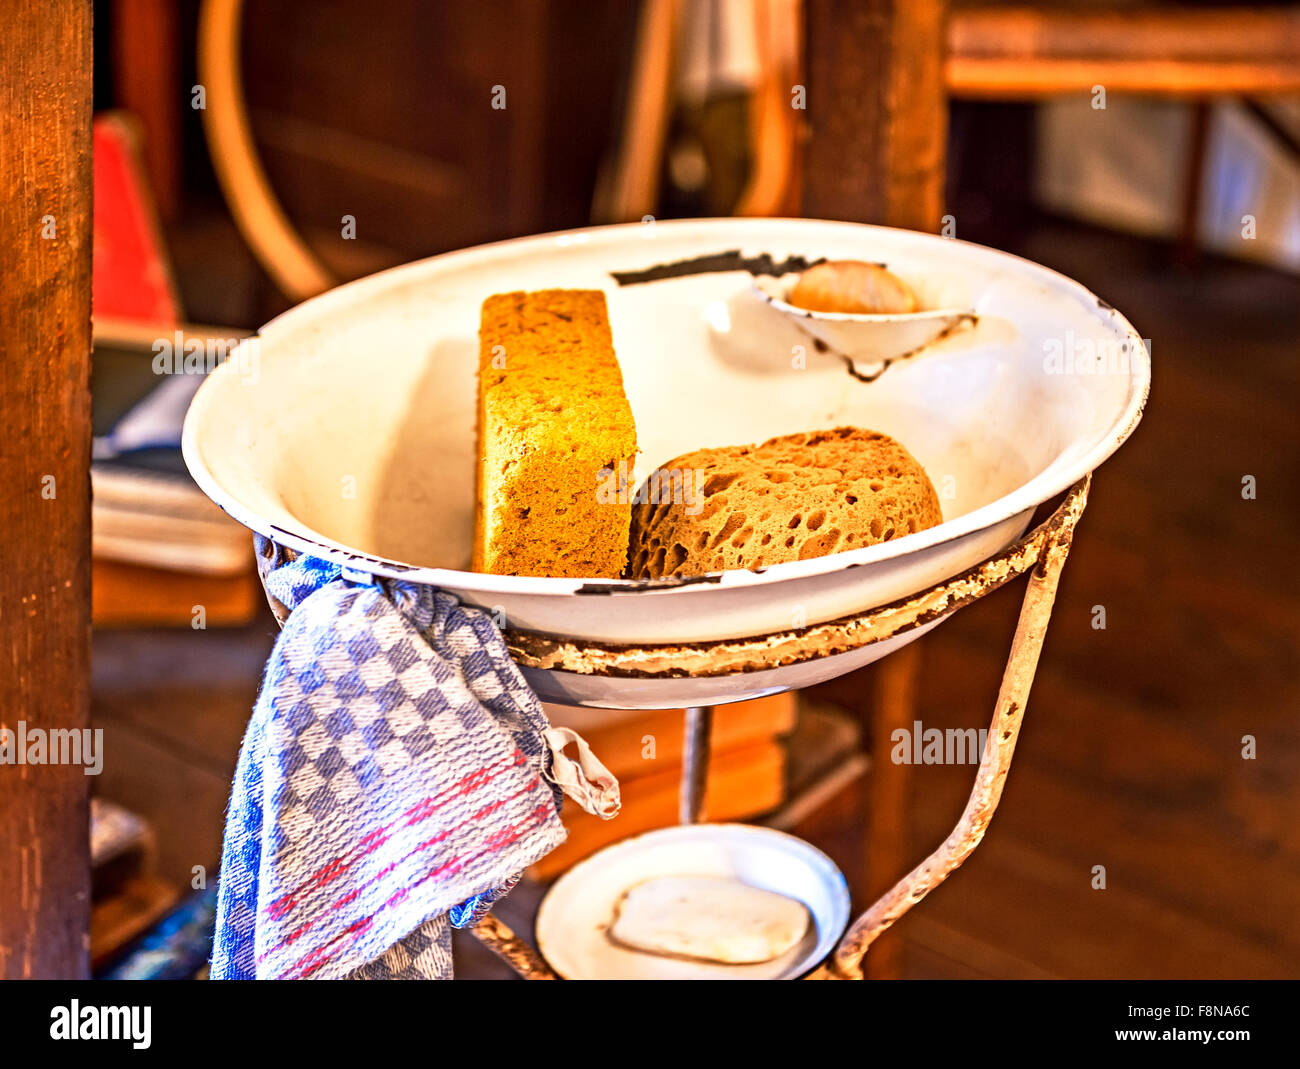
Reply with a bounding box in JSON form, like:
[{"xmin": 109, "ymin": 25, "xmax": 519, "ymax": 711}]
[{"xmin": 92, "ymin": 219, "xmax": 1300, "ymax": 979}]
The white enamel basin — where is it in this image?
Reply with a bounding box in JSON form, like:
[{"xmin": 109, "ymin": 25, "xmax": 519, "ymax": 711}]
[{"xmin": 182, "ymin": 218, "xmax": 1148, "ymax": 706}]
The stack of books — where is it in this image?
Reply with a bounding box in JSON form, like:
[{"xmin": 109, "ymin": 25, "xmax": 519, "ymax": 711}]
[
  {"xmin": 91, "ymin": 112, "xmax": 259, "ymax": 628},
  {"xmin": 91, "ymin": 326, "xmax": 261, "ymax": 627}
]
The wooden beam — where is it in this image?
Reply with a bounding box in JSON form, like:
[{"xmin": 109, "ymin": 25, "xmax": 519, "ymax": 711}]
[
  {"xmin": 800, "ymin": 0, "xmax": 947, "ymax": 980},
  {"xmin": 801, "ymin": 0, "xmax": 948, "ymax": 230},
  {"xmin": 0, "ymin": 0, "xmax": 94, "ymax": 979},
  {"xmin": 948, "ymin": 6, "xmax": 1300, "ymax": 98}
]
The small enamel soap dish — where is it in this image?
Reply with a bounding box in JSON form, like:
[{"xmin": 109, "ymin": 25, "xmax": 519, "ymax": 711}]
[
  {"xmin": 751, "ymin": 269, "xmax": 976, "ymax": 379},
  {"xmin": 535, "ymin": 823, "xmax": 851, "ymax": 980}
]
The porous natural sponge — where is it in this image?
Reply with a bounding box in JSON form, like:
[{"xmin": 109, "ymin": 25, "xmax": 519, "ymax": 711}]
[
  {"xmin": 473, "ymin": 289, "xmax": 637, "ymax": 578},
  {"xmin": 627, "ymin": 427, "xmax": 942, "ymax": 579}
]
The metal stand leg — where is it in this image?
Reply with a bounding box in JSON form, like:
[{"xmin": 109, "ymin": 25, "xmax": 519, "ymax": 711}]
[
  {"xmin": 679, "ymin": 705, "xmax": 714, "ymax": 824},
  {"xmin": 470, "ymin": 703, "xmax": 717, "ymax": 978},
  {"xmin": 821, "ymin": 493, "xmax": 1084, "ymax": 979},
  {"xmin": 470, "ymin": 913, "xmax": 557, "ymax": 980}
]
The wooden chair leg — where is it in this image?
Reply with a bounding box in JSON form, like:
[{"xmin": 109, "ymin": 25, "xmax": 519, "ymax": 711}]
[{"xmin": 1175, "ymin": 99, "xmax": 1210, "ymax": 268}]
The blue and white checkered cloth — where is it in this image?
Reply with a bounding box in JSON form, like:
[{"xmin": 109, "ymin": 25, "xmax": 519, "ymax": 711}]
[{"xmin": 212, "ymin": 541, "xmax": 616, "ymax": 980}]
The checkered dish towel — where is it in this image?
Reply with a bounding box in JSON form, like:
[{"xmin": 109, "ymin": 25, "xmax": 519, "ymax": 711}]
[{"xmin": 212, "ymin": 542, "xmax": 619, "ymax": 980}]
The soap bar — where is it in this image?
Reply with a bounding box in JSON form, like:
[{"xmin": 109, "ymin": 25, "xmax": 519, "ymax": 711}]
[{"xmin": 609, "ymin": 875, "xmax": 811, "ymax": 964}]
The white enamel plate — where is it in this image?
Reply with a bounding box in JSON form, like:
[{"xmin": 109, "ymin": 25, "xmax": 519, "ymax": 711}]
[{"xmin": 534, "ymin": 823, "xmax": 851, "ymax": 980}]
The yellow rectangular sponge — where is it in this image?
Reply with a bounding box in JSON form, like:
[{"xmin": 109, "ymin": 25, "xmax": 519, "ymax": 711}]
[{"xmin": 474, "ymin": 289, "xmax": 637, "ymax": 578}]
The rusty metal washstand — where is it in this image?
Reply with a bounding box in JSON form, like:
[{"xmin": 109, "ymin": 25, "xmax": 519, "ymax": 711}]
[{"xmin": 256, "ymin": 476, "xmax": 1090, "ymax": 980}]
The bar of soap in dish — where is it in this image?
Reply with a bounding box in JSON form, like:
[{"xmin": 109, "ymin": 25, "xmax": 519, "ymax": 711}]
[{"xmin": 609, "ymin": 876, "xmax": 811, "ymax": 965}]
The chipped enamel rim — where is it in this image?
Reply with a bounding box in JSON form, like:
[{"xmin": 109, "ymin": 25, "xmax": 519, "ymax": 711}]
[
  {"xmin": 183, "ymin": 217, "xmax": 1149, "ymax": 598},
  {"xmin": 503, "ymin": 476, "xmax": 1089, "ymax": 676}
]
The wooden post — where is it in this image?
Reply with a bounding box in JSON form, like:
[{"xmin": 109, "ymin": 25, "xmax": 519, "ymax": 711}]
[
  {"xmin": 0, "ymin": 1, "xmax": 94, "ymax": 980},
  {"xmin": 1175, "ymin": 100, "xmax": 1211, "ymax": 268},
  {"xmin": 801, "ymin": 0, "xmax": 948, "ymax": 978},
  {"xmin": 801, "ymin": 0, "xmax": 948, "ymax": 231}
]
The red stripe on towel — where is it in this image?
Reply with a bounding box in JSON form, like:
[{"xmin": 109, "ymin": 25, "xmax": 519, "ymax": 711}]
[
  {"xmin": 264, "ymin": 748, "xmax": 528, "ymax": 922},
  {"xmin": 279, "ymin": 801, "xmax": 556, "ymax": 979}
]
